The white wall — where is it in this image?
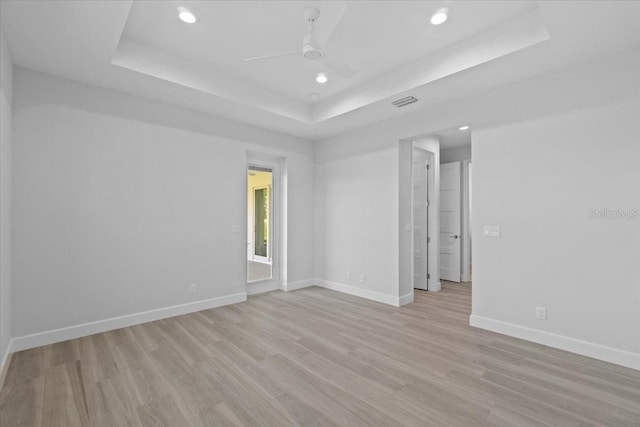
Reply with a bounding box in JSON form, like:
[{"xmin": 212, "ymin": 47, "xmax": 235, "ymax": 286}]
[
  {"xmin": 12, "ymin": 68, "xmax": 314, "ymax": 340},
  {"xmin": 315, "ymin": 121, "xmax": 448, "ymax": 305},
  {"xmin": 315, "ymin": 135, "xmax": 401, "ymax": 304},
  {"xmin": 0, "ymin": 27, "xmax": 13, "ymax": 370},
  {"xmin": 471, "ymin": 98, "xmax": 640, "ymax": 368},
  {"xmin": 440, "ymin": 145, "xmax": 471, "ymax": 164}
]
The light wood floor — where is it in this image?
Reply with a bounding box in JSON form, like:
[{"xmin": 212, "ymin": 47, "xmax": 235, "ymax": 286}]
[
  {"xmin": 247, "ymin": 260, "xmax": 272, "ymax": 282},
  {"xmin": 1, "ymin": 282, "xmax": 639, "ymax": 426}
]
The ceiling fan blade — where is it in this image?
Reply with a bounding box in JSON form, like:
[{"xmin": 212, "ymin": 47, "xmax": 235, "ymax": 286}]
[
  {"xmin": 313, "ymin": 0, "xmax": 346, "ymax": 48},
  {"xmin": 244, "ymin": 50, "xmax": 299, "ymax": 62},
  {"xmin": 321, "ymin": 55, "xmax": 358, "ymax": 79}
]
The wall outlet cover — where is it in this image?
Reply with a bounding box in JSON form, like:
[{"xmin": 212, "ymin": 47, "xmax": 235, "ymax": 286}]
[{"xmin": 483, "ymin": 225, "xmax": 501, "ymax": 237}]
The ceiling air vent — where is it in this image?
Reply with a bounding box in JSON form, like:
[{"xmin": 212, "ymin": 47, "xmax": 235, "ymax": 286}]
[{"xmin": 392, "ymin": 96, "xmax": 418, "ymax": 108}]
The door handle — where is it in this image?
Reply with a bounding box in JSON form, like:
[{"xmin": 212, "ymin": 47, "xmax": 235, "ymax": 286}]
[{"xmin": 450, "ymin": 234, "xmax": 459, "ymax": 239}]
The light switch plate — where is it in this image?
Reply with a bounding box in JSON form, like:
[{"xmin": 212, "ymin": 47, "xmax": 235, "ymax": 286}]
[{"xmin": 483, "ymin": 226, "xmax": 501, "ymax": 237}]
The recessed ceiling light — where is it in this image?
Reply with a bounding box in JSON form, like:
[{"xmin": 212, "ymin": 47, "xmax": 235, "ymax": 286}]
[
  {"xmin": 178, "ymin": 7, "xmax": 197, "ymax": 24},
  {"xmin": 315, "ymin": 73, "xmax": 328, "ymax": 84},
  {"xmin": 430, "ymin": 8, "xmax": 448, "ymax": 25},
  {"xmin": 459, "ymin": 125, "xmax": 470, "ymax": 131}
]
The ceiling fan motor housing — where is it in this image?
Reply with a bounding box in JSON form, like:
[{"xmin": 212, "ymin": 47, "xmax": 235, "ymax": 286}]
[{"xmin": 302, "ymin": 33, "xmax": 322, "ymax": 60}]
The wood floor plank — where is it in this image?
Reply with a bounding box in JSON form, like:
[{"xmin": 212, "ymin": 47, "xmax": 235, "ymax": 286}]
[
  {"xmin": 2, "ymin": 282, "xmax": 639, "ymax": 426},
  {"xmin": 196, "ymin": 358, "xmax": 294, "ymax": 427},
  {"xmin": 198, "ymin": 402, "xmax": 246, "ymax": 427},
  {"xmin": 77, "ymin": 333, "xmax": 121, "ymax": 384},
  {"xmin": 85, "ymin": 370, "xmax": 144, "ymax": 427},
  {"xmin": 0, "ymin": 376, "xmax": 44, "ymax": 427},
  {"xmin": 41, "ymin": 361, "xmax": 90, "ymax": 427},
  {"xmin": 259, "ymin": 353, "xmax": 379, "ymax": 426},
  {"xmin": 43, "ymin": 340, "xmax": 80, "ymax": 369},
  {"xmin": 136, "ymin": 394, "xmax": 190, "ymax": 427},
  {"xmin": 3, "ymin": 347, "xmax": 44, "ymax": 387}
]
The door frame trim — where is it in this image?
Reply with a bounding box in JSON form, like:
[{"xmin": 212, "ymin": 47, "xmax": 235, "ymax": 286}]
[{"xmin": 462, "ymin": 159, "xmax": 472, "ymax": 282}]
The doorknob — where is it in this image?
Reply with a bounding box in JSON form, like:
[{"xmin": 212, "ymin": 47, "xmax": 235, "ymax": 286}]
[{"xmin": 451, "ymin": 234, "xmax": 459, "ymax": 239}]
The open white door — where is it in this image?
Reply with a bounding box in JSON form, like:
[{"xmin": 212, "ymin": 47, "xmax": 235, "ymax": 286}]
[
  {"xmin": 412, "ymin": 149, "xmax": 429, "ymax": 290},
  {"xmin": 439, "ymin": 162, "xmax": 461, "ymax": 282}
]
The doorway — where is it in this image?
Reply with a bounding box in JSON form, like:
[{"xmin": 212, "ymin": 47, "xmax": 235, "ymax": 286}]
[
  {"xmin": 437, "ymin": 128, "xmax": 472, "ymax": 285},
  {"xmin": 247, "ymin": 166, "xmax": 273, "ymax": 282},
  {"xmin": 246, "ymin": 152, "xmax": 285, "ymax": 294}
]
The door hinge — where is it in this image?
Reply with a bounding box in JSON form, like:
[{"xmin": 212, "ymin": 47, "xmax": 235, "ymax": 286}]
[
  {"xmin": 426, "ymin": 164, "xmax": 430, "ymax": 170},
  {"xmin": 426, "ymin": 200, "xmax": 430, "ymax": 207},
  {"xmin": 427, "ymin": 237, "xmax": 431, "ymax": 244},
  {"xmin": 427, "ymin": 273, "xmax": 431, "ymax": 279}
]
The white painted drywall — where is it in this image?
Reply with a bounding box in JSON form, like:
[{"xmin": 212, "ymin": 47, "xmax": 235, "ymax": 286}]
[
  {"xmin": 315, "ymin": 123, "xmax": 446, "ymax": 303},
  {"xmin": 315, "ymin": 136, "xmax": 400, "ymax": 300},
  {"xmin": 472, "ymin": 98, "xmax": 640, "ymax": 357},
  {"xmin": 11, "ymin": 68, "xmax": 315, "ymax": 338},
  {"xmin": 0, "ymin": 27, "xmax": 13, "ymax": 367},
  {"xmin": 440, "ymin": 145, "xmax": 471, "ymax": 164}
]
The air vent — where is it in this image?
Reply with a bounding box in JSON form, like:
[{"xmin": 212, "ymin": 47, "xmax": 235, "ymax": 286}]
[{"xmin": 392, "ymin": 96, "xmax": 418, "ymax": 108}]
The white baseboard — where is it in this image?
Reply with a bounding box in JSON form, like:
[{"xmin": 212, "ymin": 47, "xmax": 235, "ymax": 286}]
[
  {"xmin": 12, "ymin": 292, "xmax": 247, "ymax": 353},
  {"xmin": 315, "ymin": 279, "xmax": 402, "ymax": 307},
  {"xmin": 281, "ymin": 278, "xmax": 316, "ymax": 292},
  {"xmin": 0, "ymin": 339, "xmax": 14, "ymax": 390},
  {"xmin": 470, "ymin": 314, "xmax": 640, "ymax": 371},
  {"xmin": 429, "ymin": 281, "xmax": 442, "ymax": 292},
  {"xmin": 246, "ymin": 281, "xmax": 279, "ymax": 295},
  {"xmin": 399, "ymin": 293, "xmax": 414, "ymax": 306}
]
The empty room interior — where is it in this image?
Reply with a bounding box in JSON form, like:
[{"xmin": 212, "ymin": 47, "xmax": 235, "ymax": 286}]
[{"xmin": 1, "ymin": 1, "xmax": 639, "ymax": 426}]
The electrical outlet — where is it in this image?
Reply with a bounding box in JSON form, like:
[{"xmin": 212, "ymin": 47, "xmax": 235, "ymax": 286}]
[
  {"xmin": 536, "ymin": 306, "xmax": 546, "ymax": 320},
  {"xmin": 190, "ymin": 283, "xmax": 197, "ymax": 294},
  {"xmin": 483, "ymin": 226, "xmax": 501, "ymax": 238},
  {"xmin": 359, "ymin": 273, "xmax": 366, "ymax": 283},
  {"xmin": 346, "ymin": 271, "xmax": 351, "ymax": 280}
]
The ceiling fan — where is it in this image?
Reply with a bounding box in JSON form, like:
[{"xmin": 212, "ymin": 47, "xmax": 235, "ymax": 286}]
[{"xmin": 243, "ymin": 2, "xmax": 356, "ymax": 79}]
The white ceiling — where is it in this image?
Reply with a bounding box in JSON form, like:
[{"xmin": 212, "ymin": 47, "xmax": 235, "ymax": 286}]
[
  {"xmin": 435, "ymin": 126, "xmax": 471, "ymax": 150},
  {"xmin": 2, "ymin": 1, "xmax": 640, "ymax": 140},
  {"xmin": 121, "ymin": 1, "xmax": 536, "ymax": 105}
]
